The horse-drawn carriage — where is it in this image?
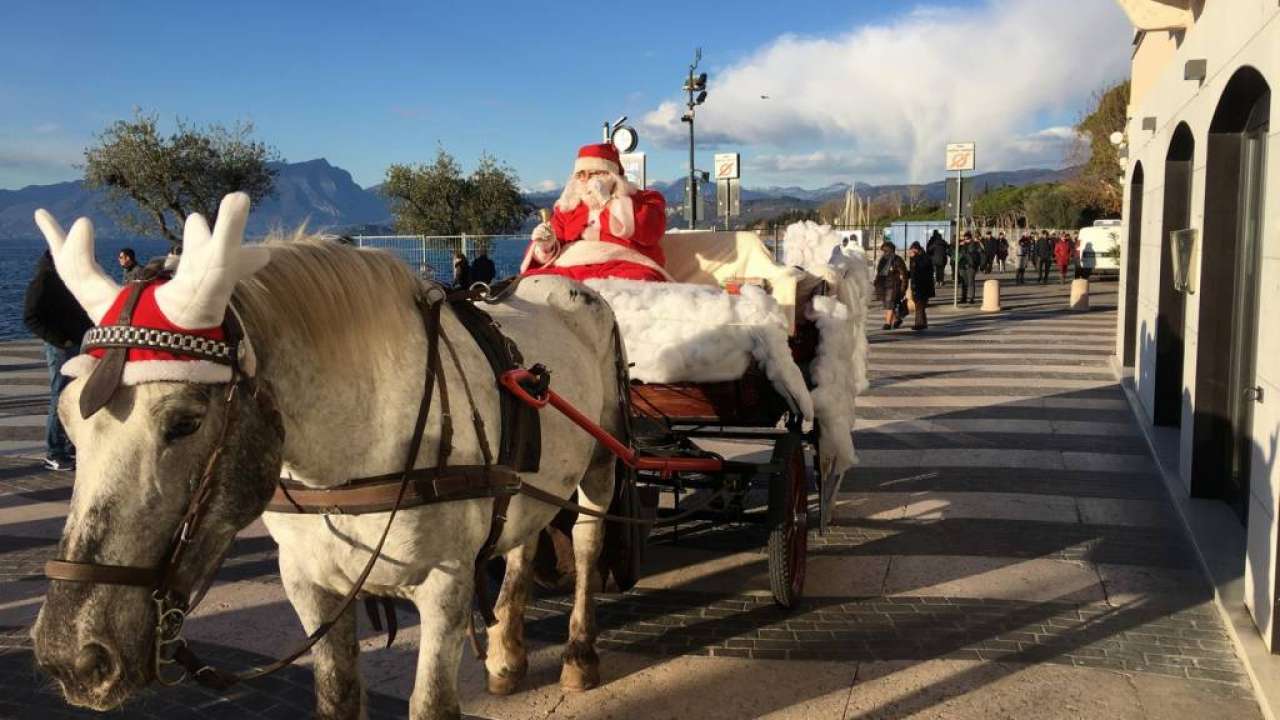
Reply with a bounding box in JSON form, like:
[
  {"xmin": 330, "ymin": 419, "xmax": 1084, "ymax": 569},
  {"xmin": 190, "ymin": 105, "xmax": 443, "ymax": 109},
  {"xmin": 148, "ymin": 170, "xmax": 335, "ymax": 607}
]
[{"xmin": 507, "ymin": 226, "xmax": 869, "ymax": 607}]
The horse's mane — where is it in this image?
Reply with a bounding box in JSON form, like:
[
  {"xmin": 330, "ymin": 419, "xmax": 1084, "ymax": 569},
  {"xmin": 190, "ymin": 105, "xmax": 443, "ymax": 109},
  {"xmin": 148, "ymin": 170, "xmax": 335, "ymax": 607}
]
[{"xmin": 233, "ymin": 229, "xmax": 422, "ymax": 373}]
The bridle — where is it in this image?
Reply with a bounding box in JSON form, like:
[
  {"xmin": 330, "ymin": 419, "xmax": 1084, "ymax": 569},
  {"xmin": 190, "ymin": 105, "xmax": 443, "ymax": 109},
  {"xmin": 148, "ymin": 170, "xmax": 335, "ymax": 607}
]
[{"xmin": 43, "ymin": 279, "xmax": 287, "ymax": 687}]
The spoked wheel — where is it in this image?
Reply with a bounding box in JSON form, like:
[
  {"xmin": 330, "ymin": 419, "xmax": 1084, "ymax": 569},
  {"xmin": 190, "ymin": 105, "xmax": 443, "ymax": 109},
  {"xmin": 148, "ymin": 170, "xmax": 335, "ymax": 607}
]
[{"xmin": 767, "ymin": 431, "xmax": 809, "ymax": 608}]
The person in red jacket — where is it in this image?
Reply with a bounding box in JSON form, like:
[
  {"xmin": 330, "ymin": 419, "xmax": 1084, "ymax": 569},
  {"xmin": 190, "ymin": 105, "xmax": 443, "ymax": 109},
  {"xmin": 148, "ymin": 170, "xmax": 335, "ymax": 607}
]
[
  {"xmin": 1053, "ymin": 234, "xmax": 1074, "ymax": 284},
  {"xmin": 521, "ymin": 143, "xmax": 672, "ymax": 282}
]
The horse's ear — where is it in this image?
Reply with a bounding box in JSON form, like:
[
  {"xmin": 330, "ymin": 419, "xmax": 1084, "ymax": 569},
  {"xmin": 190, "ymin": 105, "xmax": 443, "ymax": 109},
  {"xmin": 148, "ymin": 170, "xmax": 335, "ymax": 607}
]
[
  {"xmin": 155, "ymin": 193, "xmax": 271, "ymax": 329},
  {"xmin": 33, "ymin": 210, "xmax": 122, "ymax": 323}
]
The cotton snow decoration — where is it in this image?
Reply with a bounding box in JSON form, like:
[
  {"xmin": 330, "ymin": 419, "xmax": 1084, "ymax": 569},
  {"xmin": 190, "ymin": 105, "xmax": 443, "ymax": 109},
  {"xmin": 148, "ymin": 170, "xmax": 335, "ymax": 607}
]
[
  {"xmin": 782, "ymin": 221, "xmax": 872, "ymax": 484},
  {"xmin": 583, "ymin": 278, "xmax": 814, "ymax": 419}
]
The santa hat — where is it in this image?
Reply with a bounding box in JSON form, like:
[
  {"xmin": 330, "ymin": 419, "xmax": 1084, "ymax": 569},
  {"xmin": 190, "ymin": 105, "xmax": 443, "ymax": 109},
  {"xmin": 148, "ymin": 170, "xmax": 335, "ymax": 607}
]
[
  {"xmin": 573, "ymin": 143, "xmax": 622, "ymax": 175},
  {"xmin": 34, "ymin": 193, "xmax": 270, "ymax": 413}
]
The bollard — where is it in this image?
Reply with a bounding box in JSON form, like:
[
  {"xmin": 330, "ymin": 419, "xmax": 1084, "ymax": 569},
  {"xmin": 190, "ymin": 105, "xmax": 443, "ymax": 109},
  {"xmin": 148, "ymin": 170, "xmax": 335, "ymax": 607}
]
[
  {"xmin": 1070, "ymin": 278, "xmax": 1090, "ymax": 312},
  {"xmin": 981, "ymin": 279, "xmax": 1001, "ymax": 312}
]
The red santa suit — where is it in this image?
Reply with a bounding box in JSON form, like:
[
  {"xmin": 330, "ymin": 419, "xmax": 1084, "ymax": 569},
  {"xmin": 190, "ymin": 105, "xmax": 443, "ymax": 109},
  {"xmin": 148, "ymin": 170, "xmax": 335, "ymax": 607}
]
[{"xmin": 521, "ymin": 143, "xmax": 672, "ymax": 282}]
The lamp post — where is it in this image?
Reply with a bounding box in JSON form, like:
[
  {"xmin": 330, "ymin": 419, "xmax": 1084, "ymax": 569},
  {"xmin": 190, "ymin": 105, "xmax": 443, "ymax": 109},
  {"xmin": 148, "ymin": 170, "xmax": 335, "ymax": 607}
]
[{"xmin": 680, "ymin": 48, "xmax": 708, "ymax": 229}]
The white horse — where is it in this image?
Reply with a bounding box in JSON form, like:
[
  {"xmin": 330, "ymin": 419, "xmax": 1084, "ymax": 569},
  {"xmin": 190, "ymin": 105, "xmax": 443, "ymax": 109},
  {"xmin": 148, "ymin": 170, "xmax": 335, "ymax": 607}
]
[{"xmin": 31, "ymin": 194, "xmax": 621, "ymax": 719}]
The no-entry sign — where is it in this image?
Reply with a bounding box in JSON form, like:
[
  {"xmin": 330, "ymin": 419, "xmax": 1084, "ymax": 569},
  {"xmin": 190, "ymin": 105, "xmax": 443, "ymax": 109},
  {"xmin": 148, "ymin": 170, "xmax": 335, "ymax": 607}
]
[{"xmin": 945, "ymin": 142, "xmax": 976, "ymax": 172}]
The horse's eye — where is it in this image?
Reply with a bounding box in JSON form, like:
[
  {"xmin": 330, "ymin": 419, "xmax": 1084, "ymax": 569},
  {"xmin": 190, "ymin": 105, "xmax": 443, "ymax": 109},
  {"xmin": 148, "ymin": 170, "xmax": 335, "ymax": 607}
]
[{"xmin": 164, "ymin": 415, "xmax": 203, "ymax": 444}]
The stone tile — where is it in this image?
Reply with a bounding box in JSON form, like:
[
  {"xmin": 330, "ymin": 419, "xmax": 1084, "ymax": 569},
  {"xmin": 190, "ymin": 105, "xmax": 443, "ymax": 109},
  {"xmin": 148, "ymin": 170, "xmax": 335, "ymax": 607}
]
[
  {"xmin": 1095, "ymin": 564, "xmax": 1214, "ymax": 606},
  {"xmin": 845, "ymin": 659, "xmax": 1148, "ymax": 719},
  {"xmin": 1061, "ymin": 452, "xmax": 1156, "ymax": 474},
  {"xmin": 637, "ymin": 545, "xmax": 890, "ymax": 598},
  {"xmin": 882, "ymin": 556, "xmax": 1106, "ymax": 604},
  {"xmin": 857, "ymin": 449, "xmax": 1066, "ymax": 470},
  {"xmin": 1077, "ymin": 498, "xmax": 1176, "ymax": 528},
  {"xmin": 896, "ymin": 492, "xmax": 1079, "ymax": 524}
]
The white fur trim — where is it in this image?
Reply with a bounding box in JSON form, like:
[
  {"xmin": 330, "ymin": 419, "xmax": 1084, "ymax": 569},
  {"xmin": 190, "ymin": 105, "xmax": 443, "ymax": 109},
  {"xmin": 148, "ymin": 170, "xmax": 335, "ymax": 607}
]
[
  {"xmin": 608, "ymin": 196, "xmax": 635, "ymax": 239},
  {"xmin": 61, "ymin": 355, "xmax": 233, "ymax": 385},
  {"xmin": 582, "ymin": 214, "xmax": 602, "ymax": 243},
  {"xmin": 573, "ymin": 156, "xmax": 621, "ymax": 175},
  {"xmin": 554, "ymin": 242, "xmax": 674, "ymax": 280}
]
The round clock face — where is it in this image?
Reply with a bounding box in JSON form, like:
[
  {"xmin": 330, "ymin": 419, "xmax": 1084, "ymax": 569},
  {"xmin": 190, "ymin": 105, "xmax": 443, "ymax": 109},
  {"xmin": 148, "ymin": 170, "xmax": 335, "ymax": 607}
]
[{"xmin": 611, "ymin": 126, "xmax": 638, "ymax": 153}]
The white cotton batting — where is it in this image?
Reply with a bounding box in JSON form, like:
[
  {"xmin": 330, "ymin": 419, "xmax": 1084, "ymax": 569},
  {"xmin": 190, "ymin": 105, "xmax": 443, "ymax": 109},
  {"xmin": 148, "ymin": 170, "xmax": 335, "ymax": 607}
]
[
  {"xmin": 782, "ymin": 221, "xmax": 872, "ymax": 482},
  {"xmin": 583, "ymin": 278, "xmax": 814, "ymax": 419}
]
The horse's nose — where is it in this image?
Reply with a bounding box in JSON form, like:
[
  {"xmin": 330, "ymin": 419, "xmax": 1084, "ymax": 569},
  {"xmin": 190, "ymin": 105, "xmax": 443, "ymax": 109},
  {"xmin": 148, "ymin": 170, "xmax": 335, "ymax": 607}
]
[{"xmin": 73, "ymin": 642, "xmax": 119, "ymax": 690}]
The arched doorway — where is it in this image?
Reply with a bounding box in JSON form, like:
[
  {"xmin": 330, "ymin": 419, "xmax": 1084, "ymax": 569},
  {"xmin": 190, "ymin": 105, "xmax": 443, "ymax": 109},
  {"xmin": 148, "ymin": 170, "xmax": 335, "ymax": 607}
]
[
  {"xmin": 1191, "ymin": 67, "xmax": 1270, "ymax": 521},
  {"xmin": 1123, "ymin": 163, "xmax": 1144, "ymax": 368},
  {"xmin": 1153, "ymin": 124, "xmax": 1194, "ymax": 427}
]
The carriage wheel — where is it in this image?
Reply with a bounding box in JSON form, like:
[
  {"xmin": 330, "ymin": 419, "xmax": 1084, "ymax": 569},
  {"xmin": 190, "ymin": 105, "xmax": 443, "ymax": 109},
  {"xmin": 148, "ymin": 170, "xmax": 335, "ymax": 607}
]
[{"xmin": 767, "ymin": 432, "xmax": 809, "ymax": 608}]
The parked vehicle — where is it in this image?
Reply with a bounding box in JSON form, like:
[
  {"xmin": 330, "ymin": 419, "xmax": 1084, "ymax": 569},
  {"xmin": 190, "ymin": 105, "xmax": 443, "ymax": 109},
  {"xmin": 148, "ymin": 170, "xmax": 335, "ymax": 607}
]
[{"xmin": 1079, "ymin": 220, "xmax": 1123, "ymax": 277}]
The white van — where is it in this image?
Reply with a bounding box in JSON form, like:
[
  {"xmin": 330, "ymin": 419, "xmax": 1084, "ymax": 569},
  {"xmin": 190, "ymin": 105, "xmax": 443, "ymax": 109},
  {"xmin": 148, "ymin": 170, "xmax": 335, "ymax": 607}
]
[{"xmin": 1079, "ymin": 220, "xmax": 1122, "ymax": 277}]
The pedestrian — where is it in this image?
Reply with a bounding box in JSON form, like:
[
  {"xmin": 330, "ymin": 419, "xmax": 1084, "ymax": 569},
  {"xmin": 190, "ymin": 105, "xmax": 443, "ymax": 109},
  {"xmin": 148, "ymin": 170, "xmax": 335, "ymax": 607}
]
[
  {"xmin": 907, "ymin": 241, "xmax": 934, "ymax": 331},
  {"xmin": 1035, "ymin": 230, "xmax": 1054, "ymax": 284},
  {"xmin": 926, "ymin": 229, "xmax": 949, "ymax": 286},
  {"xmin": 957, "ymin": 232, "xmax": 979, "ymax": 304},
  {"xmin": 874, "ymin": 241, "xmax": 909, "ymax": 330},
  {"xmin": 980, "ymin": 231, "xmax": 995, "ymax": 273},
  {"xmin": 471, "ymin": 246, "xmax": 497, "ymax": 284},
  {"xmin": 1015, "ymin": 234, "xmax": 1033, "ymax": 285},
  {"xmin": 1054, "ymin": 234, "xmax": 1073, "ymax": 284},
  {"xmin": 451, "ymin": 250, "xmax": 471, "ymax": 289},
  {"xmin": 117, "ymin": 247, "xmax": 144, "ymax": 283},
  {"xmin": 23, "ymin": 250, "xmax": 92, "ymax": 471},
  {"xmin": 996, "ymin": 233, "xmax": 1009, "ymax": 272}
]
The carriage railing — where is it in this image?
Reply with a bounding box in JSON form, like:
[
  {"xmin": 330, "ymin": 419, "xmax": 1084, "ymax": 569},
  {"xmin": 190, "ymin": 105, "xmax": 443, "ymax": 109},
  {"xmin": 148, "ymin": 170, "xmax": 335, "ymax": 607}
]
[{"xmin": 353, "ymin": 234, "xmax": 529, "ymax": 281}]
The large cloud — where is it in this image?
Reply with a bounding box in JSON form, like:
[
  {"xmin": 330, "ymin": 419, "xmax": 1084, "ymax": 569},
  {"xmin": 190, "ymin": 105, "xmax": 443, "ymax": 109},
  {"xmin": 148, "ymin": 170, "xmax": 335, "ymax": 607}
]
[{"xmin": 641, "ymin": 0, "xmax": 1131, "ymax": 183}]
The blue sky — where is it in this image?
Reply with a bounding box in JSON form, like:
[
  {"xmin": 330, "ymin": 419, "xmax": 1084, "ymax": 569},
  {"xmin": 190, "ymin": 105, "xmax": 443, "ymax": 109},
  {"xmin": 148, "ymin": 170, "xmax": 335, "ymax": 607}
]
[{"xmin": 0, "ymin": 0, "xmax": 1132, "ymax": 192}]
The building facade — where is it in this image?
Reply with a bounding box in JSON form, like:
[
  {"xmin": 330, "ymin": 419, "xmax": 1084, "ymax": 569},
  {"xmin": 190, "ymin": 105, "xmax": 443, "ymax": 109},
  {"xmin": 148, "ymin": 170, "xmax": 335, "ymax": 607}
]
[{"xmin": 1115, "ymin": 0, "xmax": 1279, "ymax": 648}]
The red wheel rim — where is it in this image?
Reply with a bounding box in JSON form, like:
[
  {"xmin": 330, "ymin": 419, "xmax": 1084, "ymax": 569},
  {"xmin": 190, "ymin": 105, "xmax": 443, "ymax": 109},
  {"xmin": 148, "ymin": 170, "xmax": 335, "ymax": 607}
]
[{"xmin": 786, "ymin": 446, "xmax": 808, "ymax": 598}]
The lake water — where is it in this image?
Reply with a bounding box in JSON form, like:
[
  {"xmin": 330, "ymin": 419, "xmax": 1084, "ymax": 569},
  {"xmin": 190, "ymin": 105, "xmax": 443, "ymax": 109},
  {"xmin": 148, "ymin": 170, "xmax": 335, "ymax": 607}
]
[{"xmin": 0, "ymin": 236, "xmax": 530, "ymax": 340}]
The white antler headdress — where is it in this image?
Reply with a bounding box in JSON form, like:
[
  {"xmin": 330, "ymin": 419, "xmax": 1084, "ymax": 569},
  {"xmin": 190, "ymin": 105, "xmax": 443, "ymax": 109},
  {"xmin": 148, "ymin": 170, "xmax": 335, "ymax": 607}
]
[{"xmin": 33, "ymin": 213, "xmax": 122, "ymax": 324}]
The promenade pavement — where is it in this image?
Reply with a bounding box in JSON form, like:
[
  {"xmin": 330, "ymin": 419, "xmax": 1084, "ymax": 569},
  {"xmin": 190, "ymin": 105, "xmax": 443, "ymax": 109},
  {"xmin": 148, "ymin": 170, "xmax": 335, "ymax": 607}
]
[{"xmin": 0, "ymin": 271, "xmax": 1265, "ymax": 719}]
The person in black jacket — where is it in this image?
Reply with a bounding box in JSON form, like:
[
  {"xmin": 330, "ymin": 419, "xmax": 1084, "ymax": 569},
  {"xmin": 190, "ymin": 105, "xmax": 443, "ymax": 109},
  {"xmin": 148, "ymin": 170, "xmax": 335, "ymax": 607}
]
[
  {"xmin": 23, "ymin": 251, "xmax": 92, "ymax": 471},
  {"xmin": 1035, "ymin": 230, "xmax": 1054, "ymax": 284},
  {"xmin": 926, "ymin": 230, "xmax": 949, "ymax": 287},
  {"xmin": 471, "ymin": 248, "xmax": 497, "ymax": 285},
  {"xmin": 451, "ymin": 251, "xmax": 472, "ymax": 289},
  {"xmin": 907, "ymin": 242, "xmax": 935, "ymax": 330}
]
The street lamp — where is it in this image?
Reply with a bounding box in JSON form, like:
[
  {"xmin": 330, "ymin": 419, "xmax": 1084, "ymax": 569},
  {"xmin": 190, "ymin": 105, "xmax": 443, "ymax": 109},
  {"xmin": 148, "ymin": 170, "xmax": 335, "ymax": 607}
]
[{"xmin": 682, "ymin": 48, "xmax": 708, "ymax": 229}]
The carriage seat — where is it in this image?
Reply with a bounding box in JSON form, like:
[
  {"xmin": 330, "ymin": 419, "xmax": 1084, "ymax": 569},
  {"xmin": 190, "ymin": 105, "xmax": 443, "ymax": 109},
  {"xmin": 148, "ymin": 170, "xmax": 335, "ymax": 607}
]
[{"xmin": 658, "ymin": 230, "xmax": 815, "ymax": 334}]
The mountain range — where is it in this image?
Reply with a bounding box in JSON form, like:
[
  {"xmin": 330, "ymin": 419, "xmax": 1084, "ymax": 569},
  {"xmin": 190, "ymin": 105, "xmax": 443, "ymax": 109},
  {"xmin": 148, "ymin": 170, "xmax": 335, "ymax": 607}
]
[{"xmin": 0, "ymin": 159, "xmax": 1076, "ymax": 240}]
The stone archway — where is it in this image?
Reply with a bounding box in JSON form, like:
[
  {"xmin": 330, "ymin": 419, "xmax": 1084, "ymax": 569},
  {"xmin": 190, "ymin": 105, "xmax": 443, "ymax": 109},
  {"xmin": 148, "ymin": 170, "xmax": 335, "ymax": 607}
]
[
  {"xmin": 1123, "ymin": 163, "xmax": 1144, "ymax": 368},
  {"xmin": 1190, "ymin": 66, "xmax": 1270, "ymax": 521},
  {"xmin": 1153, "ymin": 123, "xmax": 1194, "ymax": 427}
]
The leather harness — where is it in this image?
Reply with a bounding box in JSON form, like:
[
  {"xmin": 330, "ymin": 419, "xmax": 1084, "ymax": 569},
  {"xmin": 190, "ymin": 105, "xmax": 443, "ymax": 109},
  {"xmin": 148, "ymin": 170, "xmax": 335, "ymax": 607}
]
[{"xmin": 43, "ymin": 279, "xmax": 538, "ymax": 689}]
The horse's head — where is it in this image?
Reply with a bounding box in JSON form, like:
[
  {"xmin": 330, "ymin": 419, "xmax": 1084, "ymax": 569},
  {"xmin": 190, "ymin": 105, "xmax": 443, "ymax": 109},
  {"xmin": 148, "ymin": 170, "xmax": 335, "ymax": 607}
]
[{"xmin": 30, "ymin": 194, "xmax": 283, "ymax": 710}]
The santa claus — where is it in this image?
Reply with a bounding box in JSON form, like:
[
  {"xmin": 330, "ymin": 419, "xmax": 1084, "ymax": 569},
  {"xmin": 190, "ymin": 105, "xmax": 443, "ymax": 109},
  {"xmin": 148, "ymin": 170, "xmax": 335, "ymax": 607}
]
[{"xmin": 521, "ymin": 143, "xmax": 672, "ymax": 282}]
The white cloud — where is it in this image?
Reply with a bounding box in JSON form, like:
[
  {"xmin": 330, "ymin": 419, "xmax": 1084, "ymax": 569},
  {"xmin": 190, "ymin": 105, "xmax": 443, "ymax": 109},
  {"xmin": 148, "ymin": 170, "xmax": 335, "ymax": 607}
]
[{"xmin": 640, "ymin": 0, "xmax": 1130, "ymax": 183}]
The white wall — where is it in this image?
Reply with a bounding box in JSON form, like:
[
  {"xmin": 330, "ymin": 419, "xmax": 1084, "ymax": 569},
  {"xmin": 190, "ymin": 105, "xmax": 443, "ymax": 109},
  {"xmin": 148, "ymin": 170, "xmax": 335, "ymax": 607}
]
[{"xmin": 1121, "ymin": 0, "xmax": 1280, "ymax": 646}]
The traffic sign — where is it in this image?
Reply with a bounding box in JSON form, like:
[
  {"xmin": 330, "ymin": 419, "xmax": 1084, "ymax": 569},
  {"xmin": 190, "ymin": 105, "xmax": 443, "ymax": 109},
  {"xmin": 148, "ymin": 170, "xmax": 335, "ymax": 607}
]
[
  {"xmin": 945, "ymin": 142, "xmax": 976, "ymax": 172},
  {"xmin": 714, "ymin": 153, "xmax": 740, "ymax": 180}
]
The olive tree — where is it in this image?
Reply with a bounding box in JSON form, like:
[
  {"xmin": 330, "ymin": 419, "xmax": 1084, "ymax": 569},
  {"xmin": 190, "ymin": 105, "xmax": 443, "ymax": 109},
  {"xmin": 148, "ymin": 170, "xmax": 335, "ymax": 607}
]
[
  {"xmin": 84, "ymin": 112, "xmax": 278, "ymax": 245},
  {"xmin": 383, "ymin": 149, "xmax": 529, "ymax": 236}
]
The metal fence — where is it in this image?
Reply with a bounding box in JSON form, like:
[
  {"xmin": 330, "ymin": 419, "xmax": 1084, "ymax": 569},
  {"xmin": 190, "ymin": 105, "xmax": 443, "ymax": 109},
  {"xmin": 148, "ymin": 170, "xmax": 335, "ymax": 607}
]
[{"xmin": 353, "ymin": 234, "xmax": 528, "ymax": 282}]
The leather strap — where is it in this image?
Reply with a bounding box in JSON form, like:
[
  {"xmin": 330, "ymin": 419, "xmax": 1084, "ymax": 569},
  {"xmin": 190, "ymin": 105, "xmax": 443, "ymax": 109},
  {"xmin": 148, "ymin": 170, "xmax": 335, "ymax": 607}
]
[
  {"xmin": 266, "ymin": 466, "xmax": 520, "ymax": 515},
  {"xmin": 177, "ymin": 290, "xmax": 449, "ymax": 690},
  {"xmin": 44, "ymin": 559, "xmax": 159, "ymax": 587},
  {"xmin": 79, "ymin": 281, "xmax": 147, "ymax": 419}
]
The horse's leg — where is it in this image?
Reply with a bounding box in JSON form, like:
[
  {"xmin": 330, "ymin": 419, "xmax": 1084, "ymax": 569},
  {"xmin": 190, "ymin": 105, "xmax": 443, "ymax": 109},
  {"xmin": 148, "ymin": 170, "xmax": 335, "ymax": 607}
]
[
  {"xmin": 485, "ymin": 539, "xmax": 536, "ymax": 695},
  {"xmin": 279, "ymin": 550, "xmax": 365, "ymax": 720},
  {"xmin": 409, "ymin": 566, "xmax": 473, "ymax": 720},
  {"xmin": 561, "ymin": 454, "xmax": 614, "ymax": 692}
]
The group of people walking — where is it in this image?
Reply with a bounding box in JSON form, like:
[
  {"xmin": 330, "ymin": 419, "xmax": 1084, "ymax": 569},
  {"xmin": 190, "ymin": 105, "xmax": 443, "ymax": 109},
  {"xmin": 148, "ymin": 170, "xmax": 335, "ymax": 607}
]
[
  {"xmin": 874, "ymin": 240, "xmax": 935, "ymax": 332},
  {"xmin": 1013, "ymin": 230, "xmax": 1084, "ymax": 286}
]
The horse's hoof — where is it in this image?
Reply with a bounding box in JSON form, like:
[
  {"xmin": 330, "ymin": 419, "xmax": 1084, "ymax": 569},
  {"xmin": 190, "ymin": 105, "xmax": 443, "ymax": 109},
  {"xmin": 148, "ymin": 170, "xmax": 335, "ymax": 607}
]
[
  {"xmin": 486, "ymin": 667, "xmax": 526, "ymax": 696},
  {"xmin": 559, "ymin": 661, "xmax": 600, "ymax": 692}
]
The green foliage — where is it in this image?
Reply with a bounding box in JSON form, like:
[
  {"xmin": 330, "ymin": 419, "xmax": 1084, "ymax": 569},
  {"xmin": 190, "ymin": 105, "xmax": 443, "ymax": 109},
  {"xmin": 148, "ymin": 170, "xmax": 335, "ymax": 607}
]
[
  {"xmin": 1066, "ymin": 79, "xmax": 1129, "ymax": 216},
  {"xmin": 383, "ymin": 149, "xmax": 529, "ymax": 235},
  {"xmin": 83, "ymin": 111, "xmax": 278, "ymax": 245},
  {"xmin": 971, "ymin": 184, "xmax": 1034, "ymax": 225},
  {"xmin": 1023, "ymin": 184, "xmax": 1085, "ymax": 229},
  {"xmin": 896, "ymin": 206, "xmax": 947, "ymax": 221}
]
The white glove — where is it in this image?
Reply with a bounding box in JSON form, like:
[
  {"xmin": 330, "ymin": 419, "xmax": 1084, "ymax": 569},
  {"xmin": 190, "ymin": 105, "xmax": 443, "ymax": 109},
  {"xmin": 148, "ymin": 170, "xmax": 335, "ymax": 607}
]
[{"xmin": 583, "ymin": 176, "xmax": 613, "ymax": 210}]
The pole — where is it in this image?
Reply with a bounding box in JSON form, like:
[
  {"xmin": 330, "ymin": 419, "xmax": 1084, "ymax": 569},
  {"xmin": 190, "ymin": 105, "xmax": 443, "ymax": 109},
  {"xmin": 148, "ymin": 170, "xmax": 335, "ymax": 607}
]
[
  {"xmin": 688, "ymin": 66, "xmax": 696, "ymax": 230},
  {"xmin": 953, "ymin": 170, "xmax": 962, "ymax": 308}
]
